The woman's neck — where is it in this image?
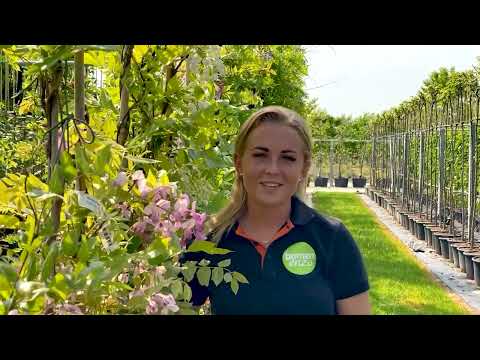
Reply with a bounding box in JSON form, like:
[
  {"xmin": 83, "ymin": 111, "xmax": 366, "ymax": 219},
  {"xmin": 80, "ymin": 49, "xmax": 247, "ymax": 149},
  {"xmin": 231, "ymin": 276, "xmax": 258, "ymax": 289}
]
[{"xmin": 241, "ymin": 198, "xmax": 292, "ymax": 231}]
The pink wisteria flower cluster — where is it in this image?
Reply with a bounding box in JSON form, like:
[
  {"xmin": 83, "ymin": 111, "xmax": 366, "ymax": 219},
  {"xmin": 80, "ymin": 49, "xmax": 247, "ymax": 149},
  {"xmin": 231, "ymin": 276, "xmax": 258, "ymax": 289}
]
[{"xmin": 113, "ymin": 170, "xmax": 208, "ymax": 249}]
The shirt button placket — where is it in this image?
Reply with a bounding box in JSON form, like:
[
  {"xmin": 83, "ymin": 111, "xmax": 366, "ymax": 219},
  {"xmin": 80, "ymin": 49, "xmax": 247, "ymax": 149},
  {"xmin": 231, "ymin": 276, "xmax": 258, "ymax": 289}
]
[{"xmin": 262, "ymin": 252, "xmax": 277, "ymax": 281}]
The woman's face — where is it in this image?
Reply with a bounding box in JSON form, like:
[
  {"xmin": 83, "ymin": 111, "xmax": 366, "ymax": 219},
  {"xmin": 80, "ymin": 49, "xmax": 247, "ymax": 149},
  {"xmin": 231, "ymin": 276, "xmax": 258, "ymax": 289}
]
[{"xmin": 235, "ymin": 122, "xmax": 308, "ymax": 208}]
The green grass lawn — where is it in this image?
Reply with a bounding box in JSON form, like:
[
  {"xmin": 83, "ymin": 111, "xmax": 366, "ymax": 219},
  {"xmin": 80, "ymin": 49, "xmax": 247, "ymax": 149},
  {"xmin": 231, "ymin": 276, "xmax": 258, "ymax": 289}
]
[{"xmin": 312, "ymin": 192, "xmax": 471, "ymax": 315}]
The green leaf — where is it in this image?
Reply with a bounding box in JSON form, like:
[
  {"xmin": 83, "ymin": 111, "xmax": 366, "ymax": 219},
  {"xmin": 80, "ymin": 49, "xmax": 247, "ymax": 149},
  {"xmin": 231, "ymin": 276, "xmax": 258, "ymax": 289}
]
[
  {"xmin": 80, "ymin": 45, "xmax": 120, "ymax": 52},
  {"xmin": 146, "ymin": 236, "xmax": 170, "ymax": 264},
  {"xmin": 41, "ymin": 242, "xmax": 59, "ymax": 282},
  {"xmin": 123, "ymin": 154, "xmax": 160, "ymax": 164},
  {"xmin": 63, "ymin": 227, "xmax": 80, "ymax": 257},
  {"xmin": 230, "ymin": 278, "xmax": 239, "ymax": 295},
  {"xmin": 24, "ymin": 216, "xmax": 35, "ymax": 245},
  {"xmin": 183, "ymin": 283, "xmax": 192, "ymax": 302},
  {"xmin": 21, "ymin": 235, "xmax": 44, "ymax": 254},
  {"xmin": 94, "ymin": 144, "xmax": 112, "ymax": 175},
  {"xmin": 107, "ymin": 255, "xmax": 129, "ymax": 278},
  {"xmin": 198, "ymin": 259, "xmax": 210, "ymax": 266},
  {"xmin": 193, "ymin": 85, "xmax": 205, "ymax": 100},
  {"xmin": 171, "ymin": 280, "xmax": 183, "ymax": 299},
  {"xmin": 26, "ymin": 174, "xmax": 48, "ymax": 193},
  {"xmin": 146, "ymin": 170, "xmax": 158, "ymax": 188},
  {"xmin": 232, "ymin": 272, "xmax": 248, "ymax": 284},
  {"xmin": 78, "ymin": 236, "xmax": 96, "ymax": 263},
  {"xmin": 127, "ymin": 236, "xmax": 142, "ymax": 253},
  {"xmin": 26, "ymin": 291, "xmax": 48, "ymax": 314},
  {"xmin": 26, "ymin": 189, "xmax": 63, "ymax": 202},
  {"xmin": 0, "ymin": 215, "xmax": 20, "ymax": 229},
  {"xmin": 48, "ymin": 165, "xmax": 64, "ymax": 194},
  {"xmin": 196, "ymin": 267, "xmax": 211, "ymax": 287},
  {"xmin": 133, "ymin": 45, "xmax": 150, "ymax": 63},
  {"xmin": 59, "ymin": 152, "xmax": 77, "ymax": 183},
  {"xmin": 50, "ymin": 273, "xmax": 70, "ymax": 301},
  {"xmin": 30, "ymin": 45, "xmax": 75, "ymax": 72},
  {"xmin": 187, "ymin": 240, "xmax": 232, "ymax": 255},
  {"xmin": 206, "ymin": 191, "xmax": 228, "ymax": 213},
  {"xmin": 223, "ymin": 272, "xmax": 232, "ymax": 283},
  {"xmin": 182, "ymin": 262, "xmax": 197, "ymax": 283},
  {"xmin": 25, "ymin": 256, "xmax": 38, "ymax": 281},
  {"xmin": 211, "ymin": 267, "xmax": 224, "ymax": 286},
  {"xmin": 75, "ymin": 144, "xmax": 92, "ymax": 175},
  {"xmin": 0, "ymin": 262, "xmax": 18, "ymax": 284},
  {"xmin": 109, "ymin": 281, "xmax": 133, "ymax": 292},
  {"xmin": 217, "ymin": 259, "xmax": 231, "ymax": 268},
  {"xmin": 76, "ymin": 191, "xmax": 103, "ymax": 217}
]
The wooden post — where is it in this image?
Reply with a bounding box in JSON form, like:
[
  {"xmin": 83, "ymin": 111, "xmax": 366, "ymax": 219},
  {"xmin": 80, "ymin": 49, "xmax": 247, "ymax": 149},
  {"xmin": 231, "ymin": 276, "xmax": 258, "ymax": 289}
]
[
  {"xmin": 318, "ymin": 151, "xmax": 322, "ymax": 178},
  {"xmin": 74, "ymin": 51, "xmax": 86, "ymax": 191},
  {"xmin": 329, "ymin": 139, "xmax": 334, "ymax": 187},
  {"xmin": 402, "ymin": 133, "xmax": 409, "ymax": 208},
  {"xmin": 389, "ymin": 136, "xmax": 394, "ymax": 195},
  {"xmin": 45, "ymin": 63, "xmax": 65, "ymax": 243},
  {"xmin": 438, "ymin": 127, "xmax": 446, "ymax": 226},
  {"xmin": 468, "ymin": 123, "xmax": 477, "ymax": 247},
  {"xmin": 398, "ymin": 135, "xmax": 402, "ymax": 199},
  {"xmin": 371, "ymin": 137, "xmax": 376, "ymax": 188},
  {"xmin": 418, "ymin": 131, "xmax": 424, "ymax": 214}
]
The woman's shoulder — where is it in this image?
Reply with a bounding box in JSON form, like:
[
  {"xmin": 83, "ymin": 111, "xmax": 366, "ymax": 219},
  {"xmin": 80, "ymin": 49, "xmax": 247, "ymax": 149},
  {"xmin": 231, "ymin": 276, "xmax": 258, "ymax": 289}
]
[
  {"xmin": 296, "ymin": 199, "xmax": 344, "ymax": 231},
  {"xmin": 310, "ymin": 210, "xmax": 343, "ymax": 229}
]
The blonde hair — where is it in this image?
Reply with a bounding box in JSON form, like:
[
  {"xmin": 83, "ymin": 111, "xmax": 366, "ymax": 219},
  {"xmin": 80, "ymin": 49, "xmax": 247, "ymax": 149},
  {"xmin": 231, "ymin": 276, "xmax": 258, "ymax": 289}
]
[{"xmin": 207, "ymin": 105, "xmax": 313, "ymax": 243}]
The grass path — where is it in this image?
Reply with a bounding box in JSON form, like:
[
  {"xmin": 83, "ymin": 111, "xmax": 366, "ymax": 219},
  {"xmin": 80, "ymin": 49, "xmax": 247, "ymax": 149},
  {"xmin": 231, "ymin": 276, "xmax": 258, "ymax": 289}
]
[{"xmin": 312, "ymin": 192, "xmax": 470, "ymax": 315}]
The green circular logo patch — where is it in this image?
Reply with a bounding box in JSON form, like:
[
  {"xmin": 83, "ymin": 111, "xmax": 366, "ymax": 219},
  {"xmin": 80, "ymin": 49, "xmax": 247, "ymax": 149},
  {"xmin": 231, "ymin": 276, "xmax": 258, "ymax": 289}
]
[{"xmin": 282, "ymin": 242, "xmax": 316, "ymax": 275}]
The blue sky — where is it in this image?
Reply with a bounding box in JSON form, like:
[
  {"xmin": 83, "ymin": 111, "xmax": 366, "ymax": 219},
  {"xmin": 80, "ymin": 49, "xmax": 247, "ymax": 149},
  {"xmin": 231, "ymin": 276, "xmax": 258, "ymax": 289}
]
[{"xmin": 303, "ymin": 45, "xmax": 480, "ymax": 118}]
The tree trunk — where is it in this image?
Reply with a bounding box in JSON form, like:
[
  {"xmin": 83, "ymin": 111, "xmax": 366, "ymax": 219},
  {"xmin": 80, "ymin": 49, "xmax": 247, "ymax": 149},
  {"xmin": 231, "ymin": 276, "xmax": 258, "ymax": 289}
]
[
  {"xmin": 360, "ymin": 151, "xmax": 364, "ymax": 177},
  {"xmin": 338, "ymin": 155, "xmax": 342, "ymax": 178},
  {"xmin": 160, "ymin": 63, "xmax": 175, "ymax": 116},
  {"xmin": 116, "ymin": 45, "xmax": 134, "ymax": 147}
]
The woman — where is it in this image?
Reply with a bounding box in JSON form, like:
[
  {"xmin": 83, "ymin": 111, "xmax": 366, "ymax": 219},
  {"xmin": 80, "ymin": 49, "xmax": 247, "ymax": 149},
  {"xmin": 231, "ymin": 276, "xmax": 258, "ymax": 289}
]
[{"xmin": 182, "ymin": 105, "xmax": 370, "ymax": 315}]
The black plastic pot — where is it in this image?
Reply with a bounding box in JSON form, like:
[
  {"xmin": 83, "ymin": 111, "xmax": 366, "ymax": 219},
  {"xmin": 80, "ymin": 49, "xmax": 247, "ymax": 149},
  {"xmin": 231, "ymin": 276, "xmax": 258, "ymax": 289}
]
[
  {"xmin": 458, "ymin": 248, "xmax": 469, "ymax": 273},
  {"xmin": 433, "ymin": 234, "xmax": 460, "ymax": 257},
  {"xmin": 389, "ymin": 203, "xmax": 397, "ymax": 217},
  {"xmin": 452, "ymin": 244, "xmax": 461, "ymax": 267},
  {"xmin": 448, "ymin": 240, "xmax": 464, "ymax": 262},
  {"xmin": 352, "ymin": 177, "xmax": 367, "ymax": 188},
  {"xmin": 425, "ymin": 227, "xmax": 432, "ymax": 247},
  {"xmin": 473, "ymin": 257, "xmax": 480, "ymax": 287},
  {"xmin": 314, "ymin": 177, "xmax": 329, "ymax": 187},
  {"xmin": 439, "ymin": 238, "xmax": 451, "ymax": 259},
  {"xmin": 404, "ymin": 213, "xmax": 412, "ymax": 229},
  {"xmin": 408, "ymin": 217, "xmax": 413, "ymax": 234},
  {"xmin": 425, "ymin": 226, "xmax": 444, "ymax": 249},
  {"xmin": 334, "ymin": 177, "xmax": 348, "ymax": 187},
  {"xmin": 409, "ymin": 218, "xmax": 417, "ymax": 236},
  {"xmin": 452, "ymin": 244, "xmax": 470, "ymax": 268},
  {"xmin": 395, "ymin": 209, "xmax": 402, "ymax": 224},
  {"xmin": 464, "ymin": 252, "xmax": 480, "ymax": 280},
  {"xmin": 415, "ymin": 222, "xmax": 426, "ymax": 240},
  {"xmin": 432, "ymin": 234, "xmax": 441, "ymax": 255}
]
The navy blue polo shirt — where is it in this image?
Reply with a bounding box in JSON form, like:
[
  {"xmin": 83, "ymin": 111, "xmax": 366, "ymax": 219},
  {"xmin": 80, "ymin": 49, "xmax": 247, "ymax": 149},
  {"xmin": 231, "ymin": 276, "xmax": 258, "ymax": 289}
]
[{"xmin": 180, "ymin": 196, "xmax": 369, "ymax": 315}]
